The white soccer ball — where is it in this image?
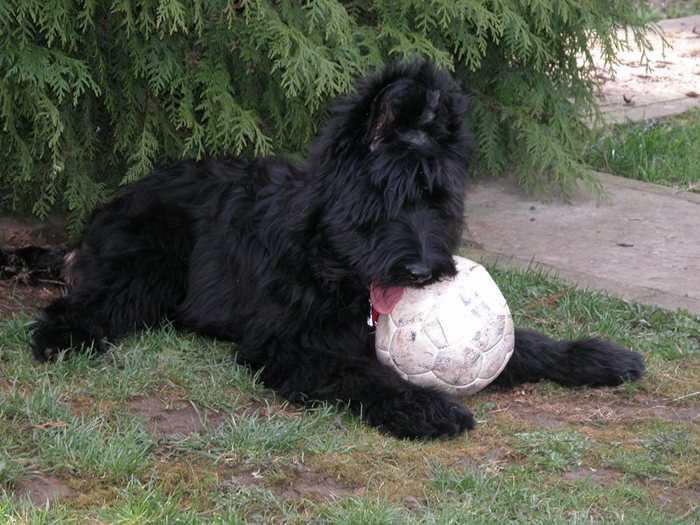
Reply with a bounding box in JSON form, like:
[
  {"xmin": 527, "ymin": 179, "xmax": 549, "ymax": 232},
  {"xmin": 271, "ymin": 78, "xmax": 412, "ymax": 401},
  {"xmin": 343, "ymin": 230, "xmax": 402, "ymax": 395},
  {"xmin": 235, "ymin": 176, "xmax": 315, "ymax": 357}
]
[{"xmin": 374, "ymin": 256, "xmax": 514, "ymax": 396}]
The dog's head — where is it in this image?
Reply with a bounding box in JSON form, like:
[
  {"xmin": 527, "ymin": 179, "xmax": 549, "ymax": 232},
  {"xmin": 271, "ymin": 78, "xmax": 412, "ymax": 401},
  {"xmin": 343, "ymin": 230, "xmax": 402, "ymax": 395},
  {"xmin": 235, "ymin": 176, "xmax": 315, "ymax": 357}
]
[{"xmin": 310, "ymin": 59, "xmax": 474, "ymax": 297}]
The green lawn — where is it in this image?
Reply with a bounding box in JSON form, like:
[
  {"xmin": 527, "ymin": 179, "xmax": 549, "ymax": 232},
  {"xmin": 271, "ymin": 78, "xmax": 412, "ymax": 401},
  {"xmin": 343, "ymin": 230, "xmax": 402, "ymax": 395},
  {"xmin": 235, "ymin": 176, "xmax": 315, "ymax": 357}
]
[
  {"xmin": 640, "ymin": 0, "xmax": 700, "ymax": 22},
  {"xmin": 1, "ymin": 265, "xmax": 699, "ymax": 524},
  {"xmin": 585, "ymin": 107, "xmax": 700, "ymax": 191}
]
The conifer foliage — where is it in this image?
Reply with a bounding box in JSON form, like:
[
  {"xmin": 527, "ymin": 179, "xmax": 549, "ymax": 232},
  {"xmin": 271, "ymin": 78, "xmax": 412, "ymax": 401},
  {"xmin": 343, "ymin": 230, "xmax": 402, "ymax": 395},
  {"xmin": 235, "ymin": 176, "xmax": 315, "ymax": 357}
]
[{"xmin": 0, "ymin": 0, "xmax": 654, "ymax": 232}]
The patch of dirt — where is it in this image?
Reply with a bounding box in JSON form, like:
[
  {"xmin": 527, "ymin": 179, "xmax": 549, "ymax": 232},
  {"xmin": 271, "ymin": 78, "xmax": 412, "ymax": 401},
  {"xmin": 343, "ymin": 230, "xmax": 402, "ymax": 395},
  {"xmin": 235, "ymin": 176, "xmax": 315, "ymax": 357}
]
[
  {"xmin": 653, "ymin": 483, "xmax": 700, "ymax": 516},
  {"xmin": 562, "ymin": 466, "xmax": 624, "ymax": 485},
  {"xmin": 223, "ymin": 461, "xmax": 365, "ymax": 502},
  {"xmin": 0, "ymin": 281, "xmax": 62, "ymax": 317},
  {"xmin": 1, "ymin": 219, "xmax": 68, "ymax": 316},
  {"xmin": 12, "ymin": 473, "xmax": 74, "ymax": 506},
  {"xmin": 562, "ymin": 449, "xmax": 699, "ymax": 515},
  {"xmin": 486, "ymin": 389, "xmax": 700, "ymax": 429},
  {"xmin": 503, "ymin": 403, "xmax": 566, "ymax": 429},
  {"xmin": 127, "ymin": 396, "xmax": 227, "ymax": 436},
  {"xmin": 276, "ymin": 462, "xmax": 365, "ymax": 501}
]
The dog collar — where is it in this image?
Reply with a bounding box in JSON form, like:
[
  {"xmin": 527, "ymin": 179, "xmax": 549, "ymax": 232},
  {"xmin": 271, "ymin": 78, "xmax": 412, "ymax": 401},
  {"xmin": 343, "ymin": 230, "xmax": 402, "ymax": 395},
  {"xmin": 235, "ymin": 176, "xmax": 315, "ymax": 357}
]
[{"xmin": 367, "ymin": 299, "xmax": 379, "ymax": 332}]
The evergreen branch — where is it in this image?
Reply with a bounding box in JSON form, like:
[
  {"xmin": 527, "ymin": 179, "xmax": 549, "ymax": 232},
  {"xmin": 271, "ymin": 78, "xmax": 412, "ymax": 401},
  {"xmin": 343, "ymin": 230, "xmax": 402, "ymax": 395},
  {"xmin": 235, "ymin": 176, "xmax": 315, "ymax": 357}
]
[{"xmin": 0, "ymin": 0, "xmax": 656, "ymax": 229}]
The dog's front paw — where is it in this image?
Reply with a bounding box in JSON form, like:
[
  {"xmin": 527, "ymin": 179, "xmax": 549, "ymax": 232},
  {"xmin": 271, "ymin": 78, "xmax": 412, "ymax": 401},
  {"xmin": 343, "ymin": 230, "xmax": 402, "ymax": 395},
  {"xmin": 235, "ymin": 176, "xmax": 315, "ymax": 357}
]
[
  {"xmin": 30, "ymin": 299, "xmax": 105, "ymax": 362},
  {"xmin": 365, "ymin": 389, "xmax": 475, "ymax": 439}
]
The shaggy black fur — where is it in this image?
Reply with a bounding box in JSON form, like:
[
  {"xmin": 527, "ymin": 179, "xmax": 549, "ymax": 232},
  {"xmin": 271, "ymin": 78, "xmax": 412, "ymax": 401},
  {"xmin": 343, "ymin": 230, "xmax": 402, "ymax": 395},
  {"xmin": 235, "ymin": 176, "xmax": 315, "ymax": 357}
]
[{"xmin": 1, "ymin": 60, "xmax": 645, "ymax": 439}]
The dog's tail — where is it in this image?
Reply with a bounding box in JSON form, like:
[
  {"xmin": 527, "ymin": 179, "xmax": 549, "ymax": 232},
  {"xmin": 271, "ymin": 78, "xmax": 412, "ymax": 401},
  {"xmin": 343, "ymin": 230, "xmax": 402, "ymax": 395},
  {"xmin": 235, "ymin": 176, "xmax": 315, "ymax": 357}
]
[
  {"xmin": 492, "ymin": 328, "xmax": 645, "ymax": 388},
  {"xmin": 0, "ymin": 246, "xmax": 67, "ymax": 284}
]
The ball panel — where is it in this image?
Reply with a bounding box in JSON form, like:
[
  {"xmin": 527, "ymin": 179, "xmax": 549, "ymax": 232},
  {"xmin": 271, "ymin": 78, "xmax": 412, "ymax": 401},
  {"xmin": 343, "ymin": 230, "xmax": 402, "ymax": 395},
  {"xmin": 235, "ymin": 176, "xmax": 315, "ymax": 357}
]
[
  {"xmin": 431, "ymin": 344, "xmax": 482, "ymax": 386},
  {"xmin": 375, "ymin": 313, "xmax": 396, "ymax": 353},
  {"xmin": 390, "ymin": 288, "xmax": 437, "ymax": 328},
  {"xmin": 375, "ymin": 345, "xmax": 392, "ymax": 369},
  {"xmin": 422, "ymin": 319, "xmax": 449, "ymax": 349},
  {"xmin": 431, "ymin": 296, "xmax": 471, "ymax": 346},
  {"xmin": 399, "ymin": 370, "xmax": 448, "ymax": 391},
  {"xmin": 387, "ymin": 326, "xmax": 438, "ymax": 375},
  {"xmin": 468, "ymin": 306, "xmax": 506, "ymax": 352},
  {"xmin": 453, "ymin": 378, "xmax": 492, "ymax": 396},
  {"xmin": 478, "ymin": 314, "xmax": 515, "ymax": 380}
]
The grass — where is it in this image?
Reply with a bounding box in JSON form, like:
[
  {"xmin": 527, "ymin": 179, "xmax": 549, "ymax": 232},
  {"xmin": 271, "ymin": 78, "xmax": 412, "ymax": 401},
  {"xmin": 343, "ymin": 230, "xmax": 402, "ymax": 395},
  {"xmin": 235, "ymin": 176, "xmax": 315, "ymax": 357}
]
[
  {"xmin": 585, "ymin": 107, "xmax": 700, "ymax": 191},
  {"xmin": 1, "ymin": 266, "xmax": 699, "ymax": 523},
  {"xmin": 639, "ymin": 0, "xmax": 700, "ymax": 22}
]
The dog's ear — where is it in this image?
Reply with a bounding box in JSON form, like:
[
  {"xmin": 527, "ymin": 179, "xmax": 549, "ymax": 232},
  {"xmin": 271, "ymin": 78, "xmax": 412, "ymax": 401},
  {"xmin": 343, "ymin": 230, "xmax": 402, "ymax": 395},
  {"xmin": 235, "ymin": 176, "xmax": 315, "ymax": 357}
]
[
  {"xmin": 367, "ymin": 82, "xmax": 398, "ymax": 152},
  {"xmin": 367, "ymin": 80, "xmax": 440, "ymax": 152}
]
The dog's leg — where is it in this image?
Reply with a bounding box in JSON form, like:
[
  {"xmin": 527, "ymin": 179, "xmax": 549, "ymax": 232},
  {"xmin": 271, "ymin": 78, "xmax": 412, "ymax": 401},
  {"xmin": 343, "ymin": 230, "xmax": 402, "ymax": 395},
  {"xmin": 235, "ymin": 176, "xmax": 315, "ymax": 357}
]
[
  {"xmin": 31, "ymin": 267, "xmax": 187, "ymax": 361},
  {"xmin": 491, "ymin": 328, "xmax": 645, "ymax": 388},
  {"xmin": 242, "ymin": 344, "xmax": 476, "ymax": 439},
  {"xmin": 31, "ymin": 291, "xmax": 110, "ymax": 360},
  {"xmin": 31, "ymin": 205, "xmax": 193, "ymax": 362}
]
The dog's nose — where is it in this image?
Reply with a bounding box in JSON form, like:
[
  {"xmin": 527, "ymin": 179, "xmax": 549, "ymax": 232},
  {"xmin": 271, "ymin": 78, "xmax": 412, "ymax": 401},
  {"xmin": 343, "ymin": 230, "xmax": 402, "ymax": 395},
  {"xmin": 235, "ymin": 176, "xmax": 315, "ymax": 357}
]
[{"xmin": 406, "ymin": 263, "xmax": 433, "ymax": 284}]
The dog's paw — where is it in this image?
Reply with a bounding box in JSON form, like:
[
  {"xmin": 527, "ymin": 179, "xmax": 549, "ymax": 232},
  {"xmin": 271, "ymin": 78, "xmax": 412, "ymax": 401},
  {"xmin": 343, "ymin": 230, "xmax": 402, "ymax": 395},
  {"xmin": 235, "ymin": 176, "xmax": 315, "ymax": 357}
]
[
  {"xmin": 365, "ymin": 389, "xmax": 475, "ymax": 439},
  {"xmin": 30, "ymin": 300, "xmax": 105, "ymax": 362}
]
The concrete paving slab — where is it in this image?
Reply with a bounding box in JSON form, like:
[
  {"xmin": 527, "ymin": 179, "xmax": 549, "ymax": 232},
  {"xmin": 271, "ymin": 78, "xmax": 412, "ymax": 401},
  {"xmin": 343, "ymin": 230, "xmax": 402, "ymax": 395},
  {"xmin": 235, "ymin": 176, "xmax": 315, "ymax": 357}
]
[{"xmin": 462, "ymin": 173, "xmax": 700, "ymax": 314}]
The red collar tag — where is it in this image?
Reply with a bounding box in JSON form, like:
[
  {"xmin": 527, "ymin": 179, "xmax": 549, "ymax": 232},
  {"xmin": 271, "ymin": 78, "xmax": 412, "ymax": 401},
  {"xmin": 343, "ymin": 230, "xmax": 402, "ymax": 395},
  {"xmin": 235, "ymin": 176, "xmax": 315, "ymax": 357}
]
[{"xmin": 367, "ymin": 300, "xmax": 379, "ymax": 331}]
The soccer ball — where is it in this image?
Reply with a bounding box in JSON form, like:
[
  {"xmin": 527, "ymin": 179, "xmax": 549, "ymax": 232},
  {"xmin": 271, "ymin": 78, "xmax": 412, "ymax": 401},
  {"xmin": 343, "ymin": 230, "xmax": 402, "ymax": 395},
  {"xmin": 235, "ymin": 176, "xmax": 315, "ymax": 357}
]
[{"xmin": 374, "ymin": 256, "xmax": 514, "ymax": 396}]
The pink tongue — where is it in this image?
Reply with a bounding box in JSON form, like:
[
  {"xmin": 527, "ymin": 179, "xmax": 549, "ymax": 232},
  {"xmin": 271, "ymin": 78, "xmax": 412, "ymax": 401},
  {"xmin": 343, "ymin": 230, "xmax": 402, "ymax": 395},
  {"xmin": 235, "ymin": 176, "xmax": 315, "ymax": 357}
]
[{"xmin": 370, "ymin": 284, "xmax": 404, "ymax": 314}]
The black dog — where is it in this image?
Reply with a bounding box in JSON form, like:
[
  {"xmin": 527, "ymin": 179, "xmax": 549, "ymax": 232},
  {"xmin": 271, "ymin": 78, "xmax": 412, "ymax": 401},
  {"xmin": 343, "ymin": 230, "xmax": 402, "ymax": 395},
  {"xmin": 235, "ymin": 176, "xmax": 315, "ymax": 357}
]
[{"xmin": 2, "ymin": 60, "xmax": 645, "ymax": 439}]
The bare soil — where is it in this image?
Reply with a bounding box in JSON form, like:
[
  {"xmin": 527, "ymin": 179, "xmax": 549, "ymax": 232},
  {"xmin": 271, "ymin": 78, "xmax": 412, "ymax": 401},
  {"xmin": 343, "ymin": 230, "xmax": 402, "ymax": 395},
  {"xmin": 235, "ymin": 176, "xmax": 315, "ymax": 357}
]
[
  {"xmin": 0, "ymin": 282, "xmax": 62, "ymax": 317},
  {"xmin": 490, "ymin": 388, "xmax": 700, "ymax": 428},
  {"xmin": 562, "ymin": 466, "xmax": 624, "ymax": 485},
  {"xmin": 127, "ymin": 396, "xmax": 228, "ymax": 436},
  {"xmin": 275, "ymin": 462, "xmax": 365, "ymax": 501},
  {"xmin": 0, "ymin": 221, "xmax": 67, "ymax": 316},
  {"xmin": 12, "ymin": 473, "xmax": 74, "ymax": 506},
  {"xmin": 221, "ymin": 460, "xmax": 365, "ymax": 503}
]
